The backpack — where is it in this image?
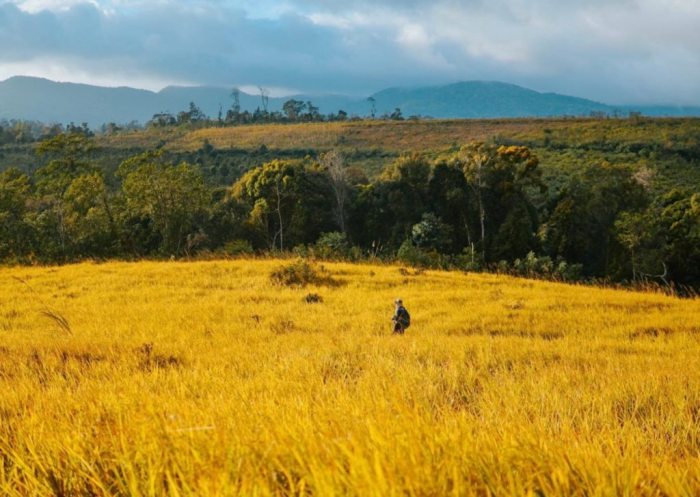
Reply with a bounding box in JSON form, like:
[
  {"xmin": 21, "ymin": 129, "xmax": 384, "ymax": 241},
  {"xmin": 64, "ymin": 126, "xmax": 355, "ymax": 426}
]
[{"xmin": 399, "ymin": 307, "xmax": 411, "ymax": 328}]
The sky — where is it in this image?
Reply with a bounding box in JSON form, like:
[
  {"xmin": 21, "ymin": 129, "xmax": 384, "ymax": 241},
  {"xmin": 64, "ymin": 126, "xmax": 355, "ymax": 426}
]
[{"xmin": 0, "ymin": 0, "xmax": 699, "ymax": 104}]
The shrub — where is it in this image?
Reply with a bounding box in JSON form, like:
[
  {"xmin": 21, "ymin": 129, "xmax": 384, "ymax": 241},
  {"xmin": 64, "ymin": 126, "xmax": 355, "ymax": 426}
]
[
  {"xmin": 304, "ymin": 293, "xmax": 323, "ymax": 303},
  {"xmin": 507, "ymin": 252, "xmax": 584, "ymax": 281},
  {"xmin": 455, "ymin": 246, "xmax": 484, "ymax": 272},
  {"xmin": 270, "ymin": 259, "xmax": 339, "ymax": 287},
  {"xmin": 292, "ymin": 245, "xmax": 310, "ymax": 258},
  {"xmin": 314, "ymin": 232, "xmax": 350, "ymax": 259},
  {"xmin": 223, "ymin": 239, "xmax": 254, "ymax": 256},
  {"xmin": 397, "ymin": 240, "xmax": 430, "ymax": 267},
  {"xmin": 411, "ymin": 213, "xmax": 452, "ymax": 252}
]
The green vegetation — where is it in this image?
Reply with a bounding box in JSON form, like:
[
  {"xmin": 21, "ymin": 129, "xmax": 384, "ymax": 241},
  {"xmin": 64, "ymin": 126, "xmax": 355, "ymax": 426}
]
[{"xmin": 1, "ymin": 117, "xmax": 699, "ymax": 290}]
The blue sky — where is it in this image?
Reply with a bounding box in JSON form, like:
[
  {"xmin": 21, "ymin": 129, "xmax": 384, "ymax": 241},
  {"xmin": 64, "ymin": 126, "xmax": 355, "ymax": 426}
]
[{"xmin": 1, "ymin": 0, "xmax": 699, "ymax": 104}]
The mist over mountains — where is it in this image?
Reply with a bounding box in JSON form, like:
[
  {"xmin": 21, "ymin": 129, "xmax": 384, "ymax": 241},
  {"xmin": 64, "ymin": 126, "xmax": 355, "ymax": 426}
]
[{"xmin": 1, "ymin": 76, "xmax": 699, "ymax": 127}]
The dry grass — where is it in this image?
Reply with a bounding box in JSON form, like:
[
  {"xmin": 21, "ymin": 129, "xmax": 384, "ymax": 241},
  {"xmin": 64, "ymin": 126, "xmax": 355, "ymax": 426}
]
[
  {"xmin": 2, "ymin": 259, "xmax": 700, "ymax": 496},
  {"xmin": 168, "ymin": 120, "xmax": 532, "ymax": 152},
  {"xmin": 97, "ymin": 118, "xmax": 700, "ymax": 154}
]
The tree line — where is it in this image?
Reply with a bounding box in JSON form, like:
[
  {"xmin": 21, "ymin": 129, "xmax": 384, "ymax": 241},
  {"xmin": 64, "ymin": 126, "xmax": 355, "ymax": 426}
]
[
  {"xmin": 1, "ymin": 132, "xmax": 699, "ymax": 290},
  {"xmin": 147, "ymin": 97, "xmax": 406, "ymax": 128}
]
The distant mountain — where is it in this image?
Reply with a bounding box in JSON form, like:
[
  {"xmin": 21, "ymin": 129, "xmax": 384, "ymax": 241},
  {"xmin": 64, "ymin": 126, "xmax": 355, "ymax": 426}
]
[
  {"xmin": 368, "ymin": 81, "xmax": 615, "ymax": 118},
  {"xmin": 0, "ymin": 76, "xmax": 360, "ymax": 127},
  {"xmin": 0, "ymin": 76, "xmax": 698, "ymax": 127}
]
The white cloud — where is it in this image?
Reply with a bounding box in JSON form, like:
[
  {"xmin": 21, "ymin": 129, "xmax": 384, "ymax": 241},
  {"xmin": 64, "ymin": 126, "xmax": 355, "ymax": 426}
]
[
  {"xmin": 237, "ymin": 84, "xmax": 299, "ymax": 97},
  {"xmin": 0, "ymin": 56, "xmax": 188, "ymax": 90},
  {"xmin": 11, "ymin": 0, "xmax": 97, "ymax": 13},
  {"xmin": 0, "ymin": 0, "xmax": 698, "ymax": 103}
]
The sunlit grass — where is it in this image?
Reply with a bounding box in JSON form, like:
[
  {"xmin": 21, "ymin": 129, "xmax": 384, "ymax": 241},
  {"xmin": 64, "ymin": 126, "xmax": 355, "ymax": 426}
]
[
  {"xmin": 2, "ymin": 259, "xmax": 700, "ymax": 496},
  {"xmin": 96, "ymin": 118, "xmax": 700, "ymax": 155}
]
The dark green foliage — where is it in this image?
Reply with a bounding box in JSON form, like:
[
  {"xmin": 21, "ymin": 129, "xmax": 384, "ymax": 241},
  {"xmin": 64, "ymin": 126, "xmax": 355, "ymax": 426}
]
[
  {"xmin": 314, "ymin": 232, "xmax": 350, "ymax": 259},
  {"xmin": 542, "ymin": 163, "xmax": 647, "ymax": 277},
  {"xmin": 397, "ymin": 240, "xmax": 431, "ymax": 268},
  {"xmin": 222, "ymin": 239, "xmax": 254, "ymax": 256},
  {"xmin": 411, "ymin": 213, "xmax": 452, "ymax": 252},
  {"xmin": 615, "ymin": 189, "xmax": 700, "ymax": 287},
  {"xmin": 508, "ymin": 252, "xmax": 583, "ymax": 281},
  {"xmin": 0, "ymin": 168, "xmax": 33, "ymax": 259},
  {"xmin": 118, "ymin": 151, "xmax": 211, "ymax": 255},
  {"xmin": 350, "ymin": 154, "xmax": 431, "ymax": 249},
  {"xmin": 427, "ymin": 161, "xmax": 472, "ymax": 252},
  {"xmin": 449, "ymin": 143, "xmax": 544, "ymax": 261},
  {"xmin": 233, "ymin": 159, "xmax": 335, "ymax": 251}
]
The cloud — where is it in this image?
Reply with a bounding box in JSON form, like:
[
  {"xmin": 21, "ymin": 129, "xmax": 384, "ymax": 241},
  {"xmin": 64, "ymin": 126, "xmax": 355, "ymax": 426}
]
[{"xmin": 0, "ymin": 0, "xmax": 698, "ymax": 104}]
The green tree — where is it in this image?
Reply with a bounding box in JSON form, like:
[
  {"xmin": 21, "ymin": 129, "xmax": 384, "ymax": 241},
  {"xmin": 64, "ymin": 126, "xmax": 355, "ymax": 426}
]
[
  {"xmin": 428, "ymin": 160, "xmax": 474, "ymax": 253},
  {"xmin": 63, "ymin": 173, "xmax": 117, "ymax": 256},
  {"xmin": 353, "ymin": 154, "xmax": 431, "ymax": 250},
  {"xmin": 118, "ymin": 151, "xmax": 211, "ymax": 255},
  {"xmin": 322, "ymin": 150, "xmax": 351, "ymax": 234},
  {"xmin": 233, "ymin": 159, "xmax": 334, "ymax": 251},
  {"xmin": 35, "ymin": 132, "xmax": 97, "ymax": 196},
  {"xmin": 0, "ymin": 168, "xmax": 34, "ymax": 259},
  {"xmin": 30, "ymin": 133, "xmax": 101, "ymax": 259},
  {"xmin": 452, "ymin": 143, "xmax": 543, "ymax": 261},
  {"xmin": 657, "ymin": 191, "xmax": 700, "ymax": 286},
  {"xmin": 282, "ymin": 99, "xmax": 306, "ymax": 121},
  {"xmin": 543, "ymin": 164, "xmax": 647, "ymax": 278},
  {"xmin": 411, "ymin": 213, "xmax": 452, "ymax": 252}
]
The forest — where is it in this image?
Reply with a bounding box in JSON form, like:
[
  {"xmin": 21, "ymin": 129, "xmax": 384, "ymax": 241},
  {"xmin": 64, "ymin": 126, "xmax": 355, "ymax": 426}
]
[{"xmin": 1, "ymin": 116, "xmax": 700, "ymax": 290}]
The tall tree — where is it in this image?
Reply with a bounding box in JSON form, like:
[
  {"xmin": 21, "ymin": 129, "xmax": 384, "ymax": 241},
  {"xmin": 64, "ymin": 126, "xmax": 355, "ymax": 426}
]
[
  {"xmin": 32, "ymin": 132, "xmax": 100, "ymax": 258},
  {"xmin": 322, "ymin": 150, "xmax": 349, "ymax": 234},
  {"xmin": 453, "ymin": 143, "xmax": 543, "ymax": 261},
  {"xmin": 63, "ymin": 172, "xmax": 117, "ymax": 256},
  {"xmin": 233, "ymin": 159, "xmax": 333, "ymax": 250},
  {"xmin": 353, "ymin": 154, "xmax": 431, "ymax": 249},
  {"xmin": 543, "ymin": 164, "xmax": 647, "ymax": 277},
  {"xmin": 0, "ymin": 168, "xmax": 33, "ymax": 259},
  {"xmin": 258, "ymin": 87, "xmax": 270, "ymax": 113},
  {"xmin": 282, "ymin": 99, "xmax": 305, "ymax": 121},
  {"xmin": 118, "ymin": 151, "xmax": 211, "ymax": 255},
  {"xmin": 428, "ymin": 160, "xmax": 474, "ymax": 253}
]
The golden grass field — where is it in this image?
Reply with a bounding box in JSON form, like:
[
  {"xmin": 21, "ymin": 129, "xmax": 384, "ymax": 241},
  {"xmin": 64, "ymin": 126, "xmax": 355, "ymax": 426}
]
[
  {"xmin": 2, "ymin": 258, "xmax": 700, "ymax": 496},
  {"xmin": 98, "ymin": 118, "xmax": 700, "ymax": 154}
]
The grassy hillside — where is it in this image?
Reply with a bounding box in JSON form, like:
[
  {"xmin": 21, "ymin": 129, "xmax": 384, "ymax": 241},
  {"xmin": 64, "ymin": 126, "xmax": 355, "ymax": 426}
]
[
  {"xmin": 2, "ymin": 259, "xmax": 700, "ymax": 495},
  {"xmin": 99, "ymin": 118, "xmax": 700, "ymax": 154},
  {"xmin": 3, "ymin": 117, "xmax": 699, "ymax": 191},
  {"xmin": 96, "ymin": 117, "xmax": 700, "ymax": 190}
]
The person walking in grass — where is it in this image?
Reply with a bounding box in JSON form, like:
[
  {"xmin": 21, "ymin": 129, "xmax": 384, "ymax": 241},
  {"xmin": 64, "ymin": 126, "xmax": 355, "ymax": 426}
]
[{"xmin": 392, "ymin": 298, "xmax": 411, "ymax": 335}]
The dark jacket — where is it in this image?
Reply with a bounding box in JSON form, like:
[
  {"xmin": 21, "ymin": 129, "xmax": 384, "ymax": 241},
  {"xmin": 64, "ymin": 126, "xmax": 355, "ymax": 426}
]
[{"xmin": 393, "ymin": 306, "xmax": 410, "ymax": 327}]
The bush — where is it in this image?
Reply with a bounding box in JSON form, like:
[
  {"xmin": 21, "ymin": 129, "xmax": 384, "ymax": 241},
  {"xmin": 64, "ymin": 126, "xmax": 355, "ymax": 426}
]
[
  {"xmin": 411, "ymin": 213, "xmax": 452, "ymax": 252},
  {"xmin": 223, "ymin": 239, "xmax": 254, "ymax": 256},
  {"xmin": 304, "ymin": 293, "xmax": 323, "ymax": 303},
  {"xmin": 397, "ymin": 240, "xmax": 431, "ymax": 267},
  {"xmin": 456, "ymin": 245, "xmax": 484, "ymax": 272},
  {"xmin": 314, "ymin": 232, "xmax": 349, "ymax": 259},
  {"xmin": 270, "ymin": 259, "xmax": 339, "ymax": 287},
  {"xmin": 508, "ymin": 252, "xmax": 584, "ymax": 281},
  {"xmin": 292, "ymin": 245, "xmax": 310, "ymax": 258}
]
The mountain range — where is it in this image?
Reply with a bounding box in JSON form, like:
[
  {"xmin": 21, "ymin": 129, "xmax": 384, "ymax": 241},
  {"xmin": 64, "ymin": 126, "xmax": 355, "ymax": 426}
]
[{"xmin": 1, "ymin": 76, "xmax": 699, "ymax": 127}]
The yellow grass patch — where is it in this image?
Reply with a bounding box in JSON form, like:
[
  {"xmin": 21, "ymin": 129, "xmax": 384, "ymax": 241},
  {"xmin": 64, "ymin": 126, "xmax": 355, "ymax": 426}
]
[
  {"xmin": 1, "ymin": 259, "xmax": 700, "ymax": 495},
  {"xmin": 97, "ymin": 118, "xmax": 700, "ymax": 155}
]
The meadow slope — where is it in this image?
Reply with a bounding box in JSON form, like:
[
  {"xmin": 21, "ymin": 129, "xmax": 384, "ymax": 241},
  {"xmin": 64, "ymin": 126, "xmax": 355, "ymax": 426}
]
[
  {"xmin": 2, "ymin": 259, "xmax": 700, "ymax": 496},
  {"xmin": 99, "ymin": 118, "xmax": 700, "ymax": 154}
]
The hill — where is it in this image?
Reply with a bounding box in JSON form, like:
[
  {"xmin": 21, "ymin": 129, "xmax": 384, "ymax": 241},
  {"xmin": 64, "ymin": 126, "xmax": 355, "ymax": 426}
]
[
  {"xmin": 1, "ymin": 258, "xmax": 700, "ymax": 495},
  {"xmin": 2, "ymin": 76, "xmax": 699, "ymax": 126},
  {"xmin": 369, "ymin": 81, "xmax": 613, "ymax": 117}
]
